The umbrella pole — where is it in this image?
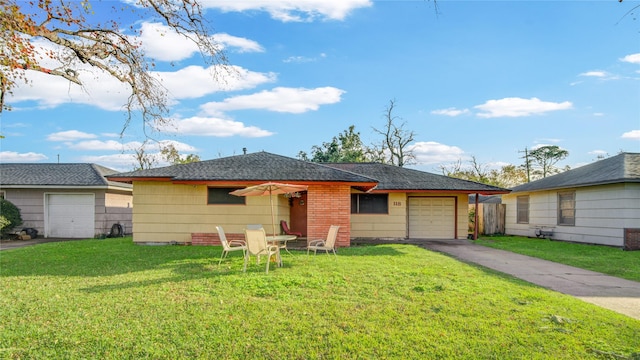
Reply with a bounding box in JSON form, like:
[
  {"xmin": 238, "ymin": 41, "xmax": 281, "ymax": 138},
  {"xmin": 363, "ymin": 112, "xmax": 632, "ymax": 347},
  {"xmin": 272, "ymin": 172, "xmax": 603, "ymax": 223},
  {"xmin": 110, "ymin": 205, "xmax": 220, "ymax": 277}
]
[{"xmin": 269, "ymin": 191, "xmax": 276, "ymax": 237}]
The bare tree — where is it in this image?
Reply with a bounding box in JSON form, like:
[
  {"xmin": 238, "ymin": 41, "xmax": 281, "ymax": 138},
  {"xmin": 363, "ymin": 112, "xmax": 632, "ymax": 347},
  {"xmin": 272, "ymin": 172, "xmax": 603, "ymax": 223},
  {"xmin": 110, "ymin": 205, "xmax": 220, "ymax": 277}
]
[
  {"xmin": 0, "ymin": 0, "xmax": 230, "ymax": 136},
  {"xmin": 372, "ymin": 99, "xmax": 416, "ymax": 167}
]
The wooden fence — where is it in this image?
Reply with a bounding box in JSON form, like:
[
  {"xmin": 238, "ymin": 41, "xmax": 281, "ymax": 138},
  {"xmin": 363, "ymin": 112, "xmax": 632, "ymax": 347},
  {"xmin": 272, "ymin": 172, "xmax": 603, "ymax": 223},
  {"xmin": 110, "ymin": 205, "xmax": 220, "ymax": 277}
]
[{"xmin": 469, "ymin": 203, "xmax": 506, "ymax": 235}]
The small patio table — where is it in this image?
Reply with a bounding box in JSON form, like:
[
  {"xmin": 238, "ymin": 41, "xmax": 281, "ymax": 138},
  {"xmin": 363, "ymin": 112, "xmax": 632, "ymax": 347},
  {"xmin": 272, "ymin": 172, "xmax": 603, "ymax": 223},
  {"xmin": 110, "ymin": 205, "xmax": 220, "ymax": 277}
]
[{"xmin": 266, "ymin": 235, "xmax": 297, "ymax": 256}]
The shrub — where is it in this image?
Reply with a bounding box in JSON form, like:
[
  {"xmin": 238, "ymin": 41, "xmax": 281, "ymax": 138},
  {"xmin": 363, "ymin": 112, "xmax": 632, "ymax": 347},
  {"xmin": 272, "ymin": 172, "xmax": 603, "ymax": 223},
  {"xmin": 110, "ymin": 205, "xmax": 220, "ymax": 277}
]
[{"xmin": 0, "ymin": 199, "xmax": 23, "ymax": 235}]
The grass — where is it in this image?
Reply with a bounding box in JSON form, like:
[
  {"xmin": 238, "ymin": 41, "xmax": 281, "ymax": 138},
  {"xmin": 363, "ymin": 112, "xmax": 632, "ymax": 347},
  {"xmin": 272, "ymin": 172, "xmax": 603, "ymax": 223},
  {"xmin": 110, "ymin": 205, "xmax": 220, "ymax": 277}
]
[
  {"xmin": 475, "ymin": 236, "xmax": 640, "ymax": 282},
  {"xmin": 0, "ymin": 237, "xmax": 639, "ymax": 359}
]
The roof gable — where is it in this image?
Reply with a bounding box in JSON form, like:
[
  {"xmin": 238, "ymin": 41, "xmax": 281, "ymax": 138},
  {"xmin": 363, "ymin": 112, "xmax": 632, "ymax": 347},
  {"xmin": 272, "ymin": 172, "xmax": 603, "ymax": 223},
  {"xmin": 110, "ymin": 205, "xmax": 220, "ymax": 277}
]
[
  {"xmin": 0, "ymin": 163, "xmax": 132, "ymax": 189},
  {"xmin": 511, "ymin": 152, "xmax": 640, "ymax": 193}
]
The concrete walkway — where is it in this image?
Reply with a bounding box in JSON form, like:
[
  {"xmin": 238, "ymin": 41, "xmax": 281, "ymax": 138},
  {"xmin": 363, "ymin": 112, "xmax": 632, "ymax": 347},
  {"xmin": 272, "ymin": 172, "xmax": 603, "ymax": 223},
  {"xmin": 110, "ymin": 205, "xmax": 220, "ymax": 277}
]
[{"xmin": 417, "ymin": 239, "xmax": 640, "ymax": 320}]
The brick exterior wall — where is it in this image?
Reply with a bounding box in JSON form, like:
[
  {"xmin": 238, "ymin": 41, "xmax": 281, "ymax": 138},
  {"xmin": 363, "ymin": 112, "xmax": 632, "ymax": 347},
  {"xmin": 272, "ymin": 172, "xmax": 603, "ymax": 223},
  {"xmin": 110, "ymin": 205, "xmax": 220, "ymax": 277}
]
[
  {"xmin": 191, "ymin": 232, "xmax": 244, "ymax": 246},
  {"xmin": 624, "ymin": 228, "xmax": 640, "ymax": 251},
  {"xmin": 306, "ymin": 184, "xmax": 351, "ymax": 247}
]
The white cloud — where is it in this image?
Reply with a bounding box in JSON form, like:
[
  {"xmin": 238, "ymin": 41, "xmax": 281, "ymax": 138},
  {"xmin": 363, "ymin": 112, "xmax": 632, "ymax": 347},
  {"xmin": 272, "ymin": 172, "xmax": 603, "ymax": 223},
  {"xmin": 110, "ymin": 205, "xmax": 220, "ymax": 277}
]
[
  {"xmin": 579, "ymin": 71, "xmax": 607, "ymax": 77},
  {"xmin": 589, "ymin": 150, "xmax": 608, "ymax": 156},
  {"xmin": 139, "ymin": 22, "xmax": 200, "ymax": 62},
  {"xmin": 200, "ymin": 86, "xmax": 345, "ymax": 115},
  {"xmin": 621, "ymin": 129, "xmax": 640, "ymax": 140},
  {"xmin": 139, "ymin": 23, "xmax": 265, "ymax": 62},
  {"xmin": 431, "ymin": 108, "xmax": 470, "ymax": 117},
  {"xmin": 0, "ymin": 151, "xmax": 48, "ymax": 162},
  {"xmin": 161, "ymin": 116, "xmax": 274, "ymax": 138},
  {"xmin": 78, "ymin": 153, "xmax": 141, "ymax": 172},
  {"xmin": 474, "ymin": 97, "xmax": 572, "ymax": 118},
  {"xmin": 202, "ymin": 0, "xmax": 372, "ymax": 22},
  {"xmin": 213, "ymin": 33, "xmax": 264, "ymax": 53},
  {"xmin": 47, "ymin": 130, "xmax": 97, "ymax": 142},
  {"xmin": 620, "ymin": 53, "xmax": 640, "ymax": 64},
  {"xmin": 409, "ymin": 141, "xmax": 466, "ymax": 165},
  {"xmin": 158, "ymin": 65, "xmax": 276, "ymax": 99},
  {"xmin": 67, "ymin": 140, "xmax": 136, "ymax": 151},
  {"xmin": 283, "ymin": 53, "xmax": 327, "ymax": 63}
]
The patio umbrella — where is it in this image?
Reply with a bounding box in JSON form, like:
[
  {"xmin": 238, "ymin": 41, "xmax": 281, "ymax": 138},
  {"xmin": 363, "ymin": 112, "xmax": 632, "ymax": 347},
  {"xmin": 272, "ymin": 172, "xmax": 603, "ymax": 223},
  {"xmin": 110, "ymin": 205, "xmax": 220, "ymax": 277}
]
[{"xmin": 230, "ymin": 182, "xmax": 308, "ymax": 236}]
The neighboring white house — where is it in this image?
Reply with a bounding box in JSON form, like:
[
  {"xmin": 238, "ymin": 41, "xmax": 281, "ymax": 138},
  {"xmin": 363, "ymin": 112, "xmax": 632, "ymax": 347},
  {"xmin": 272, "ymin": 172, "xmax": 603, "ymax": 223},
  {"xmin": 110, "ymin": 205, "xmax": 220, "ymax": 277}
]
[
  {"xmin": 0, "ymin": 163, "xmax": 133, "ymax": 238},
  {"xmin": 503, "ymin": 152, "xmax": 640, "ymax": 248}
]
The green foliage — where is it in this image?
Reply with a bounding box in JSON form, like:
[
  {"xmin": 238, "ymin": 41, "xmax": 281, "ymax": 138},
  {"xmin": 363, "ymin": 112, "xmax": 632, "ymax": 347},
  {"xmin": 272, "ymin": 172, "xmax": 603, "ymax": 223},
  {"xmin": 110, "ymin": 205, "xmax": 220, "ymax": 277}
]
[
  {"xmin": 1, "ymin": 238, "xmax": 639, "ymax": 358},
  {"xmin": 0, "ymin": 198, "xmax": 22, "ymax": 234},
  {"xmin": 527, "ymin": 145, "xmax": 570, "ymax": 179},
  {"xmin": 476, "ymin": 236, "xmax": 640, "ymax": 282},
  {"xmin": 300, "ymin": 125, "xmax": 373, "ymax": 163}
]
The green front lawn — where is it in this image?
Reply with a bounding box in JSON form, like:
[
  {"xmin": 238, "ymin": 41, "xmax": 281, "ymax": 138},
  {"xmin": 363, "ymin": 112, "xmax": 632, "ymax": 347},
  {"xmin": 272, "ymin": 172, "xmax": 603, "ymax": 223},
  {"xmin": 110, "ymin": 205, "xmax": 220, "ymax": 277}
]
[
  {"xmin": 476, "ymin": 236, "xmax": 640, "ymax": 282},
  {"xmin": 1, "ymin": 237, "xmax": 638, "ymax": 359}
]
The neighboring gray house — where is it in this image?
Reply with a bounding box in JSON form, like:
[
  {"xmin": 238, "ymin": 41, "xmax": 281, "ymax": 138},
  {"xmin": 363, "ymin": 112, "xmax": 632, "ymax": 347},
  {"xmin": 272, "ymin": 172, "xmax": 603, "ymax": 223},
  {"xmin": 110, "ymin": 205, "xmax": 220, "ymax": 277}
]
[
  {"xmin": 0, "ymin": 163, "xmax": 133, "ymax": 238},
  {"xmin": 503, "ymin": 153, "xmax": 640, "ymax": 248}
]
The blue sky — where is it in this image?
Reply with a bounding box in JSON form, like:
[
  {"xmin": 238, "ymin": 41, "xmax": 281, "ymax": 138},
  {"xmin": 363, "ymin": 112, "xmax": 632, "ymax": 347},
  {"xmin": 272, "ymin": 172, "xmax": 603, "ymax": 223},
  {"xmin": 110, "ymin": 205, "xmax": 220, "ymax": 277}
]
[{"xmin": 1, "ymin": 0, "xmax": 639, "ymax": 173}]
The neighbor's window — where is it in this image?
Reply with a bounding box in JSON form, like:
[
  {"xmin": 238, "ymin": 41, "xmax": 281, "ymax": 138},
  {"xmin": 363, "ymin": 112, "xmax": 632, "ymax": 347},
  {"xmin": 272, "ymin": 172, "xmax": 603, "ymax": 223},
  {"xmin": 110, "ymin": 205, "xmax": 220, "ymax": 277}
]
[
  {"xmin": 207, "ymin": 187, "xmax": 245, "ymax": 205},
  {"xmin": 557, "ymin": 191, "xmax": 575, "ymax": 226},
  {"xmin": 351, "ymin": 194, "xmax": 388, "ymax": 214},
  {"xmin": 0, "ymin": 191, "xmax": 4, "ymax": 200},
  {"xmin": 516, "ymin": 195, "xmax": 529, "ymax": 224}
]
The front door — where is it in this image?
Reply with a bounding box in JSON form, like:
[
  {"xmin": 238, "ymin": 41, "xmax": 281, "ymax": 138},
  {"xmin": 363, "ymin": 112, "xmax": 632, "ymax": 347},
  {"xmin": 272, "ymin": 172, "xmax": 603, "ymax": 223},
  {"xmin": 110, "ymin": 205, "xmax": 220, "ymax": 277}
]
[{"xmin": 289, "ymin": 193, "xmax": 307, "ymax": 236}]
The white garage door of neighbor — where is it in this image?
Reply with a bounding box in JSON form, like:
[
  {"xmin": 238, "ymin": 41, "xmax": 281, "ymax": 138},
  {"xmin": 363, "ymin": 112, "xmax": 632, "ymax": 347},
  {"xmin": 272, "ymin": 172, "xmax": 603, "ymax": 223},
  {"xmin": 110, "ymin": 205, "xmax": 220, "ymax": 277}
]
[
  {"xmin": 46, "ymin": 194, "xmax": 95, "ymax": 238},
  {"xmin": 408, "ymin": 197, "xmax": 456, "ymax": 239}
]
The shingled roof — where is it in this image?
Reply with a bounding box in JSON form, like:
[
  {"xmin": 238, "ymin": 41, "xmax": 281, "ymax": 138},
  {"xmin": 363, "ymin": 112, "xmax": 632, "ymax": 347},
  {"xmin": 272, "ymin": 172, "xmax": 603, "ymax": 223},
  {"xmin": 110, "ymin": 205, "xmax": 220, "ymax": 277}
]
[
  {"xmin": 325, "ymin": 162, "xmax": 509, "ymax": 193},
  {"xmin": 511, "ymin": 152, "xmax": 640, "ymax": 193},
  {"xmin": 108, "ymin": 152, "xmax": 376, "ymax": 184},
  {"xmin": 109, "ymin": 151, "xmax": 509, "ymax": 194},
  {"xmin": 0, "ymin": 163, "xmax": 132, "ymax": 189}
]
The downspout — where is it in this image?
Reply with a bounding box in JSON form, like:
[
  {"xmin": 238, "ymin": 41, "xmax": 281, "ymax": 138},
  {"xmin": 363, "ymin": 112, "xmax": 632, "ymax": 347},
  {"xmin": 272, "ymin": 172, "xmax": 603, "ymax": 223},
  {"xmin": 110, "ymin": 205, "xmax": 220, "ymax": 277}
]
[{"xmin": 474, "ymin": 193, "xmax": 479, "ymax": 240}]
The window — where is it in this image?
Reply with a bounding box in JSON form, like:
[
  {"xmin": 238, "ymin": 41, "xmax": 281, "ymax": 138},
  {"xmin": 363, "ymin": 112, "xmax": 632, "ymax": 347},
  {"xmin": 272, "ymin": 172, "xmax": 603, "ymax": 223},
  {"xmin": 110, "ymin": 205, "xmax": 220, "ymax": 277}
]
[
  {"xmin": 0, "ymin": 191, "xmax": 4, "ymax": 200},
  {"xmin": 207, "ymin": 187, "xmax": 245, "ymax": 205},
  {"xmin": 557, "ymin": 191, "xmax": 575, "ymax": 226},
  {"xmin": 351, "ymin": 194, "xmax": 388, "ymax": 214},
  {"xmin": 516, "ymin": 195, "xmax": 529, "ymax": 224}
]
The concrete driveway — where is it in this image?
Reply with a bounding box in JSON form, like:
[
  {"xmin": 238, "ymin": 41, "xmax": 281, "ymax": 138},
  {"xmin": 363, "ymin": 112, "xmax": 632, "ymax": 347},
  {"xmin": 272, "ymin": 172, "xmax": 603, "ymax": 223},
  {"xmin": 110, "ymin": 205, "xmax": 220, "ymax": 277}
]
[{"xmin": 419, "ymin": 239, "xmax": 640, "ymax": 320}]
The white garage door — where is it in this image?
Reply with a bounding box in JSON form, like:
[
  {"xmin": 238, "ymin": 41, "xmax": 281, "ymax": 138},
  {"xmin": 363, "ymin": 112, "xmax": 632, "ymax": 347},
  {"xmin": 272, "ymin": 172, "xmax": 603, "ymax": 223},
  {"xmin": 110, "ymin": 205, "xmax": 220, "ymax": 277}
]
[
  {"xmin": 46, "ymin": 194, "xmax": 95, "ymax": 238},
  {"xmin": 408, "ymin": 197, "xmax": 456, "ymax": 239}
]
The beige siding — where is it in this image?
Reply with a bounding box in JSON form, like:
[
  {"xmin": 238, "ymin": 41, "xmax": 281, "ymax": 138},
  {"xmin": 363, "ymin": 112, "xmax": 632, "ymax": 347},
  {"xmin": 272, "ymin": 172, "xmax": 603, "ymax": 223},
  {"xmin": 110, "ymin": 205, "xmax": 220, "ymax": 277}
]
[
  {"xmin": 351, "ymin": 193, "xmax": 407, "ymax": 238},
  {"xmin": 132, "ymin": 181, "xmax": 290, "ymax": 243},
  {"xmin": 350, "ymin": 193, "xmax": 468, "ymax": 240},
  {"xmin": 504, "ymin": 183, "xmax": 640, "ymax": 246}
]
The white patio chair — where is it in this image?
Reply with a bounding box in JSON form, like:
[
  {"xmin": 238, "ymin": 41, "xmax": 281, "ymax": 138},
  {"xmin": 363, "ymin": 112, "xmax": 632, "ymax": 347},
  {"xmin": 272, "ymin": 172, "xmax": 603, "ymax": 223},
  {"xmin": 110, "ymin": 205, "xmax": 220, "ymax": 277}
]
[
  {"xmin": 307, "ymin": 225, "xmax": 340, "ymax": 257},
  {"xmin": 216, "ymin": 226, "xmax": 247, "ymax": 266},
  {"xmin": 244, "ymin": 228, "xmax": 281, "ymax": 273}
]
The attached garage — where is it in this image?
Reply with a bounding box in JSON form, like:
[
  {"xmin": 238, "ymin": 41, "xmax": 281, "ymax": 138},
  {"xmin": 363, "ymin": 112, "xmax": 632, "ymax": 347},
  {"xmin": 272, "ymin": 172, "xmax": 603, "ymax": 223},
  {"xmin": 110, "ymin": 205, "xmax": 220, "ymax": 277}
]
[
  {"xmin": 408, "ymin": 197, "xmax": 456, "ymax": 239},
  {"xmin": 45, "ymin": 194, "xmax": 95, "ymax": 238}
]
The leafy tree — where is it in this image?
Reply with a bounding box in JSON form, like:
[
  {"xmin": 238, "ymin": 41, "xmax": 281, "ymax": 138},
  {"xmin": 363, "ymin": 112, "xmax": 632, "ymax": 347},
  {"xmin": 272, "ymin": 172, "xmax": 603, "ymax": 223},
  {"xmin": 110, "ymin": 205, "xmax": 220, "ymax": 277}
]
[
  {"xmin": 528, "ymin": 145, "xmax": 569, "ymax": 178},
  {"xmin": 160, "ymin": 143, "xmax": 201, "ymax": 164},
  {"xmin": 299, "ymin": 125, "xmax": 371, "ymax": 163},
  {"xmin": 440, "ymin": 157, "xmax": 528, "ymax": 188},
  {"xmin": 0, "ymin": 199, "xmax": 23, "ymax": 235},
  {"xmin": 0, "ymin": 0, "xmax": 229, "ymax": 134},
  {"xmin": 371, "ymin": 99, "xmax": 416, "ymax": 167},
  {"xmin": 133, "ymin": 142, "xmax": 200, "ymax": 170}
]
